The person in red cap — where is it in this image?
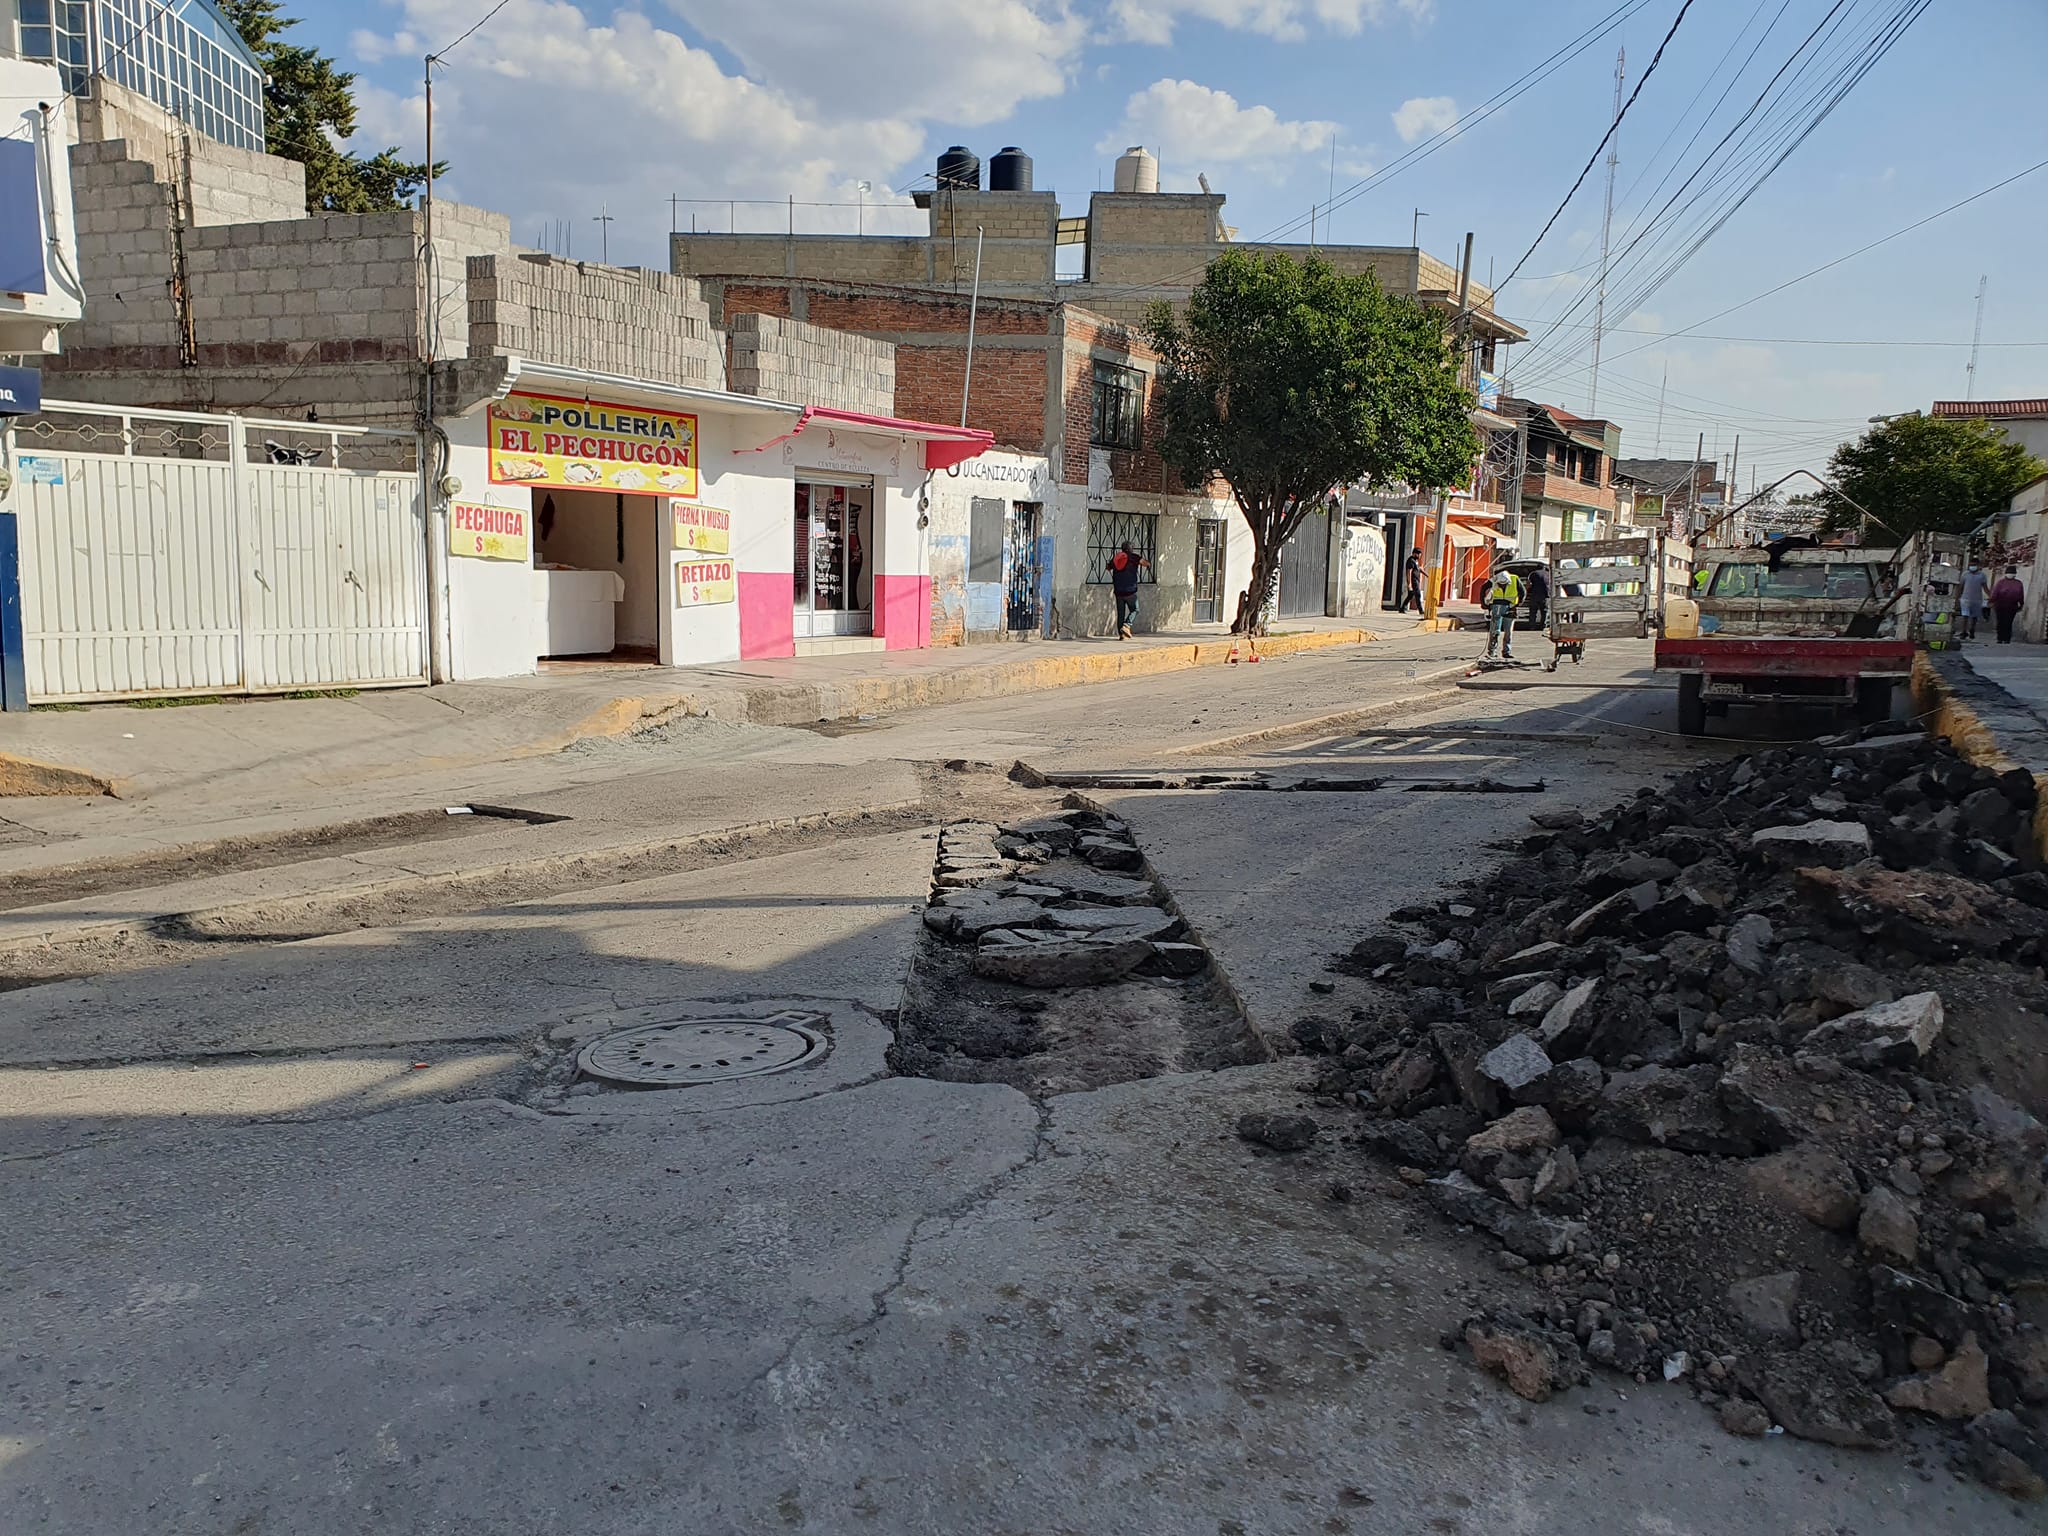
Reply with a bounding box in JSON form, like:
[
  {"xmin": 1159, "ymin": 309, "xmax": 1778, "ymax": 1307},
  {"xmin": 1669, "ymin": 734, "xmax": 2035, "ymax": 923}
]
[{"xmin": 1106, "ymin": 540, "xmax": 1148, "ymax": 639}]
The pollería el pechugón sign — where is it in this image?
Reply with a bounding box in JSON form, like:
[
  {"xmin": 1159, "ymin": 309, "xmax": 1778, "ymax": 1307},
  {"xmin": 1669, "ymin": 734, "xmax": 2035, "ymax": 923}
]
[{"xmin": 488, "ymin": 391, "xmax": 697, "ymax": 497}]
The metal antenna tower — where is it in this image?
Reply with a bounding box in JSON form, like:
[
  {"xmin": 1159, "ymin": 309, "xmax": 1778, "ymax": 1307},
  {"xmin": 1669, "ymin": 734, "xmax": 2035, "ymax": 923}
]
[
  {"xmin": 1589, "ymin": 45, "xmax": 1625, "ymax": 416},
  {"xmin": 1965, "ymin": 275, "xmax": 1988, "ymax": 400}
]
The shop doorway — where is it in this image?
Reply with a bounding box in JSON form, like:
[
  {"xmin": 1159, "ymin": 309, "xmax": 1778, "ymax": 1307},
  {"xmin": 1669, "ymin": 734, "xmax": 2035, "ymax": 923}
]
[
  {"xmin": 1193, "ymin": 519, "xmax": 1226, "ymax": 624},
  {"xmin": 794, "ymin": 478, "xmax": 874, "ymax": 638},
  {"xmin": 533, "ymin": 488, "xmax": 662, "ymax": 662},
  {"xmin": 1006, "ymin": 502, "xmax": 1042, "ymax": 632}
]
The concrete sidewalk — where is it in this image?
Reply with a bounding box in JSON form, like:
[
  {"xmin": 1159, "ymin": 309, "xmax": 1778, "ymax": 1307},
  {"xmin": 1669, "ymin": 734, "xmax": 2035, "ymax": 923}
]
[{"xmin": 1, "ymin": 616, "xmax": 1411, "ymax": 803}]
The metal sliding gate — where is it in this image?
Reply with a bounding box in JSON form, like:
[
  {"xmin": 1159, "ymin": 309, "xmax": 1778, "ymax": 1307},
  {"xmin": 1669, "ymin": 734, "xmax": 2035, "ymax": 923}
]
[{"xmin": 2, "ymin": 401, "xmax": 427, "ymax": 703}]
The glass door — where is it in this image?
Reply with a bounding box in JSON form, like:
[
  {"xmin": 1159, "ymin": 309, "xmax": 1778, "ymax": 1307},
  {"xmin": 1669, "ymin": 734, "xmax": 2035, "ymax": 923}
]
[{"xmin": 792, "ymin": 479, "xmax": 874, "ymax": 638}]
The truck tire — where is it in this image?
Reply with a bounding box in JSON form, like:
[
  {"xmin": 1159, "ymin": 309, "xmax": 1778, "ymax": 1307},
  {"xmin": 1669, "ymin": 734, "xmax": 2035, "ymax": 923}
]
[
  {"xmin": 1678, "ymin": 673, "xmax": 1707, "ymax": 737},
  {"xmin": 1855, "ymin": 678, "xmax": 1898, "ymax": 726}
]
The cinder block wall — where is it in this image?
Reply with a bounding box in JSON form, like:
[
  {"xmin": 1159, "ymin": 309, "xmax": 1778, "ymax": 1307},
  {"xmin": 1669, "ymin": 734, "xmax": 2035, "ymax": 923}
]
[
  {"xmin": 76, "ymin": 78, "xmax": 307, "ymax": 225},
  {"xmin": 466, "ymin": 254, "xmax": 722, "ymax": 388},
  {"xmin": 726, "ymin": 312, "xmax": 894, "ymax": 415}
]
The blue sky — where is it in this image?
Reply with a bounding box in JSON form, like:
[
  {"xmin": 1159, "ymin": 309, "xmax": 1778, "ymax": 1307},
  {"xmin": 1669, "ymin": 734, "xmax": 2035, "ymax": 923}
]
[{"xmin": 297, "ymin": 0, "xmax": 2048, "ymax": 483}]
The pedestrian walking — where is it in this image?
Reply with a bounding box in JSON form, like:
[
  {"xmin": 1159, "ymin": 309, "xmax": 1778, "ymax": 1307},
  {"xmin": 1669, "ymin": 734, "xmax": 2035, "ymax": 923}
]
[
  {"xmin": 1401, "ymin": 549, "xmax": 1424, "ymax": 613},
  {"xmin": 1960, "ymin": 557, "xmax": 1990, "ymax": 641},
  {"xmin": 1482, "ymin": 563, "xmax": 1524, "ymax": 660},
  {"xmin": 1526, "ymin": 564, "xmax": 1551, "ymax": 629},
  {"xmin": 1992, "ymin": 565, "xmax": 2026, "ymax": 645},
  {"xmin": 1106, "ymin": 540, "xmax": 1148, "ymax": 639}
]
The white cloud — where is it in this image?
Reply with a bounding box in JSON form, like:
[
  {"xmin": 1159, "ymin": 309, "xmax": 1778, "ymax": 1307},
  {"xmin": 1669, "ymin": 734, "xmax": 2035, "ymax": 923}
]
[
  {"xmin": 342, "ymin": 0, "xmax": 1071, "ymax": 267},
  {"xmin": 1390, "ymin": 94, "xmax": 1458, "ymax": 144},
  {"xmin": 1101, "ymin": 79, "xmax": 1336, "ymax": 170},
  {"xmin": 349, "ymin": 28, "xmax": 419, "ymax": 64},
  {"xmin": 663, "ymin": 0, "xmax": 1085, "ymax": 126},
  {"xmin": 1110, "ymin": 0, "xmax": 1432, "ymax": 45}
]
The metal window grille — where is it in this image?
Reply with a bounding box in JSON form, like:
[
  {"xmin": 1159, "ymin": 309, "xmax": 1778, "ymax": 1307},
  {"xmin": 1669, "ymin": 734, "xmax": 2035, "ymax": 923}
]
[
  {"xmin": 1090, "ymin": 361, "xmax": 1144, "ymax": 451},
  {"xmin": 1086, "ymin": 510, "xmax": 1157, "ymax": 584}
]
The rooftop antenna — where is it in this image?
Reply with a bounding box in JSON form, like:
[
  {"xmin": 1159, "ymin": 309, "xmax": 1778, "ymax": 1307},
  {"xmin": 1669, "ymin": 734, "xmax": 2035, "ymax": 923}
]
[
  {"xmin": 1589, "ymin": 44, "xmax": 1625, "ymax": 416},
  {"xmin": 1965, "ymin": 274, "xmax": 1988, "ymax": 400},
  {"xmin": 593, "ymin": 205, "xmax": 614, "ymax": 265}
]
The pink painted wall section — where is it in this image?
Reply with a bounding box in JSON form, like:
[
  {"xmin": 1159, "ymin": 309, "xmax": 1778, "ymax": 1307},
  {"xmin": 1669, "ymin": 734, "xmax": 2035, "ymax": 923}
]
[
  {"xmin": 738, "ymin": 571, "xmax": 795, "ymax": 658},
  {"xmin": 874, "ymin": 574, "xmax": 933, "ymax": 651}
]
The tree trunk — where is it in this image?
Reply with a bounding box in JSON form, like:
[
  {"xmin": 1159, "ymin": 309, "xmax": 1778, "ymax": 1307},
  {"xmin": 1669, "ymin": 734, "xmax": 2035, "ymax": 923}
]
[{"xmin": 1233, "ymin": 540, "xmax": 1280, "ymax": 636}]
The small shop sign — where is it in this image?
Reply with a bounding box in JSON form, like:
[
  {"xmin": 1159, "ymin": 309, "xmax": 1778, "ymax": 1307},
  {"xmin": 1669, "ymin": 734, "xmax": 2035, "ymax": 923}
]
[
  {"xmin": 672, "ymin": 502, "xmax": 731, "ymax": 554},
  {"xmin": 675, "ymin": 557, "xmax": 736, "ymax": 606},
  {"xmin": 450, "ymin": 501, "xmax": 530, "ymax": 561},
  {"xmin": 488, "ymin": 391, "xmax": 697, "ymax": 497}
]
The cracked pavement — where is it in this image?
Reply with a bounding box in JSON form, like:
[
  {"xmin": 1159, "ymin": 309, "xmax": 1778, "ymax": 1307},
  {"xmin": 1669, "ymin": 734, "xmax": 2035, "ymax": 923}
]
[{"xmin": 0, "ymin": 644, "xmax": 2009, "ymax": 1533}]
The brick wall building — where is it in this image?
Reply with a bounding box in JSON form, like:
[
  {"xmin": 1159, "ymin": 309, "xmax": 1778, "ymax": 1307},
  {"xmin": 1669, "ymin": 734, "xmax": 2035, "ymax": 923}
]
[{"xmin": 697, "ymin": 274, "xmax": 1247, "ymax": 640}]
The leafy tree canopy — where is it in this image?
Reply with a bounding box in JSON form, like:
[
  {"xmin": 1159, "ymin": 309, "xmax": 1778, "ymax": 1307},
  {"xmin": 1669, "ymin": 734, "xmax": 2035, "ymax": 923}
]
[
  {"xmin": 221, "ymin": 0, "xmax": 442, "ymax": 213},
  {"xmin": 1145, "ymin": 250, "xmax": 1477, "ymax": 631},
  {"xmin": 1805, "ymin": 412, "xmax": 2044, "ymax": 542}
]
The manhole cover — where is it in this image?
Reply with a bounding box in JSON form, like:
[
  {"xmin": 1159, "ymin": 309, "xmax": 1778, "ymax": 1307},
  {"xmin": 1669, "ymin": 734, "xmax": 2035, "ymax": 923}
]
[{"xmin": 576, "ymin": 1017, "xmax": 827, "ymax": 1088}]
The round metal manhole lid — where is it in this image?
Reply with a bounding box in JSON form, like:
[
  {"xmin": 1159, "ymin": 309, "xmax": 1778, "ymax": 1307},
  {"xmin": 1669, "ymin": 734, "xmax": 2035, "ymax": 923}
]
[{"xmin": 577, "ymin": 1019, "xmax": 827, "ymax": 1088}]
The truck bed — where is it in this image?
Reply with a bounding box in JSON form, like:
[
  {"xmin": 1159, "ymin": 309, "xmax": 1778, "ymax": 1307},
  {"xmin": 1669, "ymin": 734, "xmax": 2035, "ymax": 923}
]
[{"xmin": 1654, "ymin": 636, "xmax": 1915, "ymax": 678}]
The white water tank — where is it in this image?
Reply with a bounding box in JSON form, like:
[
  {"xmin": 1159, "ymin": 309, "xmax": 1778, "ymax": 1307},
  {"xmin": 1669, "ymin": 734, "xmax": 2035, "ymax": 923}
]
[{"xmin": 1113, "ymin": 146, "xmax": 1158, "ymax": 194}]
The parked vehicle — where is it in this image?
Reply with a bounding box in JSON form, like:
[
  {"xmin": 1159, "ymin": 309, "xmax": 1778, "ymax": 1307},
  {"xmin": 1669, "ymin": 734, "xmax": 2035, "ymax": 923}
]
[{"xmin": 1654, "ymin": 535, "xmax": 1962, "ymax": 736}]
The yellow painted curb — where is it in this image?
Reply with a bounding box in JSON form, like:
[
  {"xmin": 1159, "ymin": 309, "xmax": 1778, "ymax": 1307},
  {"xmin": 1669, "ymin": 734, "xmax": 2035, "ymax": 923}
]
[
  {"xmin": 1911, "ymin": 652, "xmax": 2048, "ymax": 863},
  {"xmin": 0, "ymin": 753, "xmax": 112, "ymax": 798}
]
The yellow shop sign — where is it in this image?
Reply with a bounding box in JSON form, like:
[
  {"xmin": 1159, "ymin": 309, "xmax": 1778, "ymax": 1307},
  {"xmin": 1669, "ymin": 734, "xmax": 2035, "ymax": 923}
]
[{"xmin": 488, "ymin": 391, "xmax": 697, "ymax": 496}]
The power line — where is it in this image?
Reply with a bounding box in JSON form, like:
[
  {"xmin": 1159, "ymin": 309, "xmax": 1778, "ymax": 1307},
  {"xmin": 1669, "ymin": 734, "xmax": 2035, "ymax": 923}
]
[
  {"xmin": 1519, "ymin": 151, "xmax": 2048, "ymax": 392},
  {"xmin": 435, "ymin": 0, "xmax": 516, "ymax": 60},
  {"xmin": 1499, "ymin": 0, "xmax": 1699, "ymax": 291}
]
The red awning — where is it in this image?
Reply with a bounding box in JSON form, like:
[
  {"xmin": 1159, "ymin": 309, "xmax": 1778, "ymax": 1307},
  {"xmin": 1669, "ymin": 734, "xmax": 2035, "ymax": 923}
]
[{"xmin": 733, "ymin": 405, "xmax": 994, "ymax": 473}]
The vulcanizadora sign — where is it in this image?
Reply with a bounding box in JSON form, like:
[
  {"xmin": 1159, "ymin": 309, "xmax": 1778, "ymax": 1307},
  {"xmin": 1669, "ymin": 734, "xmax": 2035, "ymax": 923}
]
[
  {"xmin": 488, "ymin": 391, "xmax": 698, "ymax": 497},
  {"xmin": 450, "ymin": 501, "xmax": 530, "ymax": 561}
]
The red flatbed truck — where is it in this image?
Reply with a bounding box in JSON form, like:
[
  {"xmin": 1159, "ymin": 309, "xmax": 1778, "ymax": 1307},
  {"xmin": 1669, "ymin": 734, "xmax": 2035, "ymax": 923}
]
[{"xmin": 1654, "ymin": 539, "xmax": 1960, "ymax": 737}]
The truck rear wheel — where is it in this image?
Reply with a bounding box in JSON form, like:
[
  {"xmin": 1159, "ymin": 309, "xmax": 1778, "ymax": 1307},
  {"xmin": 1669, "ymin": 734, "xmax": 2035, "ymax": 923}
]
[{"xmin": 1678, "ymin": 673, "xmax": 1707, "ymax": 737}]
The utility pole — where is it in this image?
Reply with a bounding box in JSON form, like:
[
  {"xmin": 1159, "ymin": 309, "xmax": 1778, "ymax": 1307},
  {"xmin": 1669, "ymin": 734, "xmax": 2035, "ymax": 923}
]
[
  {"xmin": 593, "ymin": 206, "xmax": 614, "ymax": 265},
  {"xmin": 959, "ymin": 227, "xmax": 985, "ymax": 427},
  {"xmin": 1965, "ymin": 275, "xmax": 1988, "ymax": 400},
  {"xmin": 1589, "ymin": 45, "xmax": 1625, "ymax": 417},
  {"xmin": 1412, "ymin": 208, "xmax": 1427, "ymax": 248},
  {"xmin": 1653, "ymin": 361, "xmax": 1668, "ymax": 457},
  {"xmin": 669, "ymin": 194, "xmax": 679, "ymax": 235},
  {"xmin": 1692, "ymin": 431, "xmax": 1705, "ymax": 546},
  {"xmin": 1424, "ymin": 232, "xmax": 1475, "ymax": 622},
  {"xmin": 1727, "ymin": 434, "xmax": 1740, "ymax": 543},
  {"xmin": 423, "ymin": 53, "xmax": 437, "ymax": 365}
]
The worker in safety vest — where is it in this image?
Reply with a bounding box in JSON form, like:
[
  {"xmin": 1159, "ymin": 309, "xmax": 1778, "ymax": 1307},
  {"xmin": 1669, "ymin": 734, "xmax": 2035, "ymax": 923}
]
[{"xmin": 1483, "ymin": 565, "xmax": 1524, "ymax": 660}]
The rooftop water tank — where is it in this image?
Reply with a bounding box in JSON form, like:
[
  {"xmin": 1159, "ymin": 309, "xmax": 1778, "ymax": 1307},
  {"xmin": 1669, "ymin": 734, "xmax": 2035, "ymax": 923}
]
[
  {"xmin": 989, "ymin": 146, "xmax": 1033, "ymax": 193},
  {"xmin": 1113, "ymin": 146, "xmax": 1158, "ymax": 195},
  {"xmin": 936, "ymin": 145, "xmax": 980, "ymax": 191}
]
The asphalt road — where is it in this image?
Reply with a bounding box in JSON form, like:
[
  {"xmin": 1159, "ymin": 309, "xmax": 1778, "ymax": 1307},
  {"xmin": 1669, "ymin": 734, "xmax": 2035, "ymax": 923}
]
[{"xmin": 0, "ymin": 639, "xmax": 2007, "ymax": 1534}]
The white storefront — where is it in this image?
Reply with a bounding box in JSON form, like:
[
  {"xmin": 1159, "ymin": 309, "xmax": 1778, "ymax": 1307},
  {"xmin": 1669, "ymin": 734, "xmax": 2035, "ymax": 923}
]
[{"xmin": 434, "ymin": 360, "xmax": 987, "ymax": 678}]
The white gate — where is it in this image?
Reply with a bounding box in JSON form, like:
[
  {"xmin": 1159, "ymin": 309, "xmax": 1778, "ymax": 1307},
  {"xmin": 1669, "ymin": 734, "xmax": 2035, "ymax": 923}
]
[{"xmin": 3, "ymin": 402, "xmax": 427, "ymax": 702}]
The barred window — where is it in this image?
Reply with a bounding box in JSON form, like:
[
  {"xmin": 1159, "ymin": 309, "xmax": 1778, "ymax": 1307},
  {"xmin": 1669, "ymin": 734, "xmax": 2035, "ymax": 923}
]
[
  {"xmin": 1090, "ymin": 360, "xmax": 1145, "ymax": 451},
  {"xmin": 1087, "ymin": 511, "xmax": 1158, "ymax": 584}
]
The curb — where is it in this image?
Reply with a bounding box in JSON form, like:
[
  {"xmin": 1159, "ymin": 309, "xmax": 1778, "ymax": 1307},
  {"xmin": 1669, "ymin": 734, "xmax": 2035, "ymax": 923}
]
[
  {"xmin": 0, "ymin": 800, "xmax": 928, "ymax": 964},
  {"xmin": 0, "ymin": 753, "xmax": 112, "ymax": 798},
  {"xmin": 652, "ymin": 628, "xmax": 1383, "ymax": 730},
  {"xmin": 1911, "ymin": 651, "xmax": 2048, "ymax": 861}
]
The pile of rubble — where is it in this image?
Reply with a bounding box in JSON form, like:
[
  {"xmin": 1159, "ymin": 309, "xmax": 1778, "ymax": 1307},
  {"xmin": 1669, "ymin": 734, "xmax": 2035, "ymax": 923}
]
[
  {"xmin": 921, "ymin": 810, "xmax": 1207, "ymax": 986},
  {"xmin": 1302, "ymin": 723, "xmax": 2048, "ymax": 1498}
]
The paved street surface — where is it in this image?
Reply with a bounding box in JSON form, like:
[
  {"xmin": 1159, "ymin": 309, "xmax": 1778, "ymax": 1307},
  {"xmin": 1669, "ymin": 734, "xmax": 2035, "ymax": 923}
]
[{"xmin": 1, "ymin": 637, "xmax": 2008, "ymax": 1533}]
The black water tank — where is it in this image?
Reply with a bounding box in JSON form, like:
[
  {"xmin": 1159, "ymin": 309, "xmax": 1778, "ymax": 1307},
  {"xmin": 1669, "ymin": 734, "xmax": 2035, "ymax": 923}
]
[
  {"xmin": 989, "ymin": 146, "xmax": 1033, "ymax": 193},
  {"xmin": 936, "ymin": 145, "xmax": 980, "ymax": 190}
]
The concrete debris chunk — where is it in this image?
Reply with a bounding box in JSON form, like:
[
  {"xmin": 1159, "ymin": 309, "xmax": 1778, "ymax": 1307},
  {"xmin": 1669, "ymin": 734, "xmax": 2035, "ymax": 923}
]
[
  {"xmin": 1883, "ymin": 1333, "xmax": 1991, "ymax": 1421},
  {"xmin": 1858, "ymin": 1185, "xmax": 1920, "ymax": 1265},
  {"xmin": 1236, "ymin": 1112, "xmax": 1318, "ymax": 1153},
  {"xmin": 1800, "ymin": 991, "xmax": 1944, "ymax": 1068},
  {"xmin": 1750, "ymin": 819, "xmax": 1873, "ymax": 866},
  {"xmin": 1478, "ymin": 1033, "xmax": 1554, "ymax": 1095},
  {"xmin": 1726, "ymin": 1271, "xmax": 1802, "ymax": 1344},
  {"xmin": 972, "ymin": 932, "xmax": 1152, "ymax": 988}
]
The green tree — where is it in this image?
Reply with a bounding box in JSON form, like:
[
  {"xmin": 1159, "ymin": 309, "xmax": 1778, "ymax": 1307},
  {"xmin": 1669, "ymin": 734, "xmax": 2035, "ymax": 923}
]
[
  {"xmin": 221, "ymin": 0, "xmax": 442, "ymax": 213},
  {"xmin": 1806, "ymin": 413, "xmax": 2044, "ymax": 541},
  {"xmin": 1145, "ymin": 251, "xmax": 1478, "ymax": 633}
]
